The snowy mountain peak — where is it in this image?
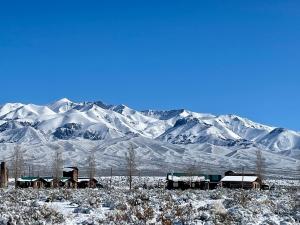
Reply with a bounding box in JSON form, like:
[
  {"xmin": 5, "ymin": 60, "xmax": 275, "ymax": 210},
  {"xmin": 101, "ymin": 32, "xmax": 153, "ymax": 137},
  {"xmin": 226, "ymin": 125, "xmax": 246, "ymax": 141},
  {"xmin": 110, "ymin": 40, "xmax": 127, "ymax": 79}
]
[
  {"xmin": 0, "ymin": 98, "xmax": 299, "ymax": 171},
  {"xmin": 58, "ymin": 97, "xmax": 72, "ymax": 103},
  {"xmin": 0, "ymin": 102, "xmax": 24, "ymax": 117},
  {"xmin": 49, "ymin": 98, "xmax": 75, "ymax": 113},
  {"xmin": 112, "ymin": 104, "xmax": 135, "ymax": 115},
  {"xmin": 93, "ymin": 101, "xmax": 112, "ymax": 109}
]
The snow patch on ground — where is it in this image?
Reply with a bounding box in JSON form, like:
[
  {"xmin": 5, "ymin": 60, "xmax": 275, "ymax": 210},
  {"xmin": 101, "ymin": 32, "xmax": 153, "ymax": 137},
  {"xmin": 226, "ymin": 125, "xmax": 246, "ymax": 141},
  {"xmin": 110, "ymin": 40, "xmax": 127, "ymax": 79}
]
[{"xmin": 0, "ymin": 176, "xmax": 299, "ymax": 225}]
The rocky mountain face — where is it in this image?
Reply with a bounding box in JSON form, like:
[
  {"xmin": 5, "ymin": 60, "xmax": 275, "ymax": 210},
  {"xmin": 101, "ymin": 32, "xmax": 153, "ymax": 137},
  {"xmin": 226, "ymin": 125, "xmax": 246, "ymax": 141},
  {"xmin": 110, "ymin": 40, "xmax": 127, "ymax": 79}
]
[{"xmin": 0, "ymin": 98, "xmax": 299, "ymax": 174}]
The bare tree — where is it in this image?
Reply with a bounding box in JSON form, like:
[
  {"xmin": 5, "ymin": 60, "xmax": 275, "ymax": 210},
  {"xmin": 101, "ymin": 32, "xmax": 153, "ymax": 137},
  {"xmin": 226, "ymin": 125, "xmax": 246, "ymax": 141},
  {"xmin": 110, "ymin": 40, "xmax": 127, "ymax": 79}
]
[
  {"xmin": 12, "ymin": 145, "xmax": 24, "ymax": 188},
  {"xmin": 298, "ymin": 161, "xmax": 300, "ymax": 179},
  {"xmin": 125, "ymin": 144, "xmax": 137, "ymax": 190},
  {"xmin": 186, "ymin": 161, "xmax": 198, "ymax": 188},
  {"xmin": 87, "ymin": 151, "xmax": 96, "ymax": 187},
  {"xmin": 297, "ymin": 160, "xmax": 300, "ymax": 176},
  {"xmin": 256, "ymin": 149, "xmax": 265, "ymax": 186},
  {"xmin": 110, "ymin": 167, "xmax": 113, "ymax": 189},
  {"xmin": 52, "ymin": 147, "xmax": 63, "ymax": 188}
]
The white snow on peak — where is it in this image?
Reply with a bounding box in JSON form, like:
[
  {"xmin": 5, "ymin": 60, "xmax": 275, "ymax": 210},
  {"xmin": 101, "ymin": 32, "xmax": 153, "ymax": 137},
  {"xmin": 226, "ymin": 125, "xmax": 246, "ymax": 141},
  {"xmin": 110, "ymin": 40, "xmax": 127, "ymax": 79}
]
[
  {"xmin": 0, "ymin": 98, "xmax": 299, "ymax": 172},
  {"xmin": 49, "ymin": 98, "xmax": 74, "ymax": 113},
  {"xmin": 0, "ymin": 102, "xmax": 24, "ymax": 117},
  {"xmin": 55, "ymin": 98, "xmax": 72, "ymax": 104}
]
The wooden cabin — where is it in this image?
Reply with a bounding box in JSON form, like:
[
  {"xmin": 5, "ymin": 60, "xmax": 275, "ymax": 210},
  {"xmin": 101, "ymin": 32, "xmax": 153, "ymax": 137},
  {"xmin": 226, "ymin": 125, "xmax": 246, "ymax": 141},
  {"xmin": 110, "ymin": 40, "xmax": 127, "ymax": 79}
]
[
  {"xmin": 220, "ymin": 176, "xmax": 261, "ymax": 189},
  {"xmin": 17, "ymin": 176, "xmax": 77, "ymax": 189},
  {"xmin": 78, "ymin": 178, "xmax": 98, "ymax": 188},
  {"xmin": 166, "ymin": 173, "xmax": 222, "ymax": 190},
  {"xmin": 0, "ymin": 162, "xmax": 8, "ymax": 188},
  {"xmin": 16, "ymin": 177, "xmax": 45, "ymax": 189},
  {"xmin": 15, "ymin": 166, "xmax": 100, "ymax": 189}
]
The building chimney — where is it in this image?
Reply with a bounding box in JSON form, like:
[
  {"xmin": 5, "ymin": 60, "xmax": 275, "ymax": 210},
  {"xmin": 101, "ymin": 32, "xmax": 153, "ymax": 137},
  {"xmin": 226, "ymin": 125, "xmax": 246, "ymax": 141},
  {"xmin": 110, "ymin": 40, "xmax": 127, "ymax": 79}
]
[{"xmin": 0, "ymin": 162, "xmax": 8, "ymax": 188}]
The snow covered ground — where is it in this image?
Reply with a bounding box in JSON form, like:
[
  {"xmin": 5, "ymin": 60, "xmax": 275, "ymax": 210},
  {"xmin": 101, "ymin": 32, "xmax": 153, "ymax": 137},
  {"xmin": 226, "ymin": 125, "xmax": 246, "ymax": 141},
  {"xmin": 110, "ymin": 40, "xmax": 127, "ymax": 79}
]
[{"xmin": 0, "ymin": 176, "xmax": 299, "ymax": 225}]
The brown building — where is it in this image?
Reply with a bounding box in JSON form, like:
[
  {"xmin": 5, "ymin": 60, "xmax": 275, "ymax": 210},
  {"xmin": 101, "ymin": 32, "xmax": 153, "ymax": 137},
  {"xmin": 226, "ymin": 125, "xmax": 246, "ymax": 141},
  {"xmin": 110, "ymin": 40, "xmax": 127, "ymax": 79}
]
[
  {"xmin": 78, "ymin": 178, "xmax": 98, "ymax": 188},
  {"xmin": 63, "ymin": 167, "xmax": 78, "ymax": 182},
  {"xmin": 166, "ymin": 173, "xmax": 222, "ymax": 190},
  {"xmin": 15, "ymin": 166, "xmax": 100, "ymax": 189},
  {"xmin": 220, "ymin": 175, "xmax": 261, "ymax": 189},
  {"xmin": 0, "ymin": 162, "xmax": 8, "ymax": 188},
  {"xmin": 40, "ymin": 177, "xmax": 54, "ymax": 188},
  {"xmin": 16, "ymin": 177, "xmax": 45, "ymax": 189}
]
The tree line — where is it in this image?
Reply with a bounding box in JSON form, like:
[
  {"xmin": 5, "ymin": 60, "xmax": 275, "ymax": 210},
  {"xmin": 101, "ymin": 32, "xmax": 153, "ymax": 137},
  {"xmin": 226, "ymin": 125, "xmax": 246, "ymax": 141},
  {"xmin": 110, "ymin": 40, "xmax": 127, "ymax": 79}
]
[
  {"xmin": 9, "ymin": 144, "xmax": 300, "ymax": 189},
  {"xmin": 10, "ymin": 144, "xmax": 138, "ymax": 190}
]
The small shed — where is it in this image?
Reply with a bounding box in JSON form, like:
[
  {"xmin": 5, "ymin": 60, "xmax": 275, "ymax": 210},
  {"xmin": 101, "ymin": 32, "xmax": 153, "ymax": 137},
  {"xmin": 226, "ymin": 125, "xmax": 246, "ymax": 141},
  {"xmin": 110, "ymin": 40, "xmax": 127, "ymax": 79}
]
[
  {"xmin": 78, "ymin": 178, "xmax": 98, "ymax": 188},
  {"xmin": 221, "ymin": 176, "xmax": 261, "ymax": 189}
]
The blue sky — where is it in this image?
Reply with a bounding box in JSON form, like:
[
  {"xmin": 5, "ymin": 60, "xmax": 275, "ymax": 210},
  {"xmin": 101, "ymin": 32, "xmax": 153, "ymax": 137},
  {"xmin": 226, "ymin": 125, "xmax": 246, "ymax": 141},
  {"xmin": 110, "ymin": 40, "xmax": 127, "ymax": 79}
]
[{"xmin": 0, "ymin": 1, "xmax": 299, "ymax": 130}]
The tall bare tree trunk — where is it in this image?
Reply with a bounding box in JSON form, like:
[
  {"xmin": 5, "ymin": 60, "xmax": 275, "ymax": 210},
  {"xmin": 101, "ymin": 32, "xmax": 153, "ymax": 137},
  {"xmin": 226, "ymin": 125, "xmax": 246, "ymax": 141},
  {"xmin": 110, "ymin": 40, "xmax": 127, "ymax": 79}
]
[
  {"xmin": 12, "ymin": 145, "xmax": 24, "ymax": 188},
  {"xmin": 125, "ymin": 144, "xmax": 137, "ymax": 190},
  {"xmin": 87, "ymin": 151, "xmax": 96, "ymax": 188},
  {"xmin": 256, "ymin": 149, "xmax": 265, "ymax": 186},
  {"xmin": 52, "ymin": 147, "xmax": 63, "ymax": 188},
  {"xmin": 186, "ymin": 161, "xmax": 197, "ymax": 188},
  {"xmin": 110, "ymin": 167, "xmax": 113, "ymax": 189}
]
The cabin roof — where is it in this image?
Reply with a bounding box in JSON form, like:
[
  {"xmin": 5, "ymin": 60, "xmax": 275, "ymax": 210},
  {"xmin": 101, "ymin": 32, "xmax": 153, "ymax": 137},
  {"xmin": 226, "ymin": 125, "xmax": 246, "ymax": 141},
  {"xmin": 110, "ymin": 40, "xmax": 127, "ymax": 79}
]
[
  {"xmin": 221, "ymin": 176, "xmax": 258, "ymax": 182},
  {"xmin": 167, "ymin": 173, "xmax": 221, "ymax": 182},
  {"xmin": 63, "ymin": 167, "xmax": 78, "ymax": 172},
  {"xmin": 17, "ymin": 176, "xmax": 39, "ymax": 182},
  {"xmin": 41, "ymin": 177, "xmax": 54, "ymax": 182},
  {"xmin": 167, "ymin": 175, "xmax": 205, "ymax": 182},
  {"xmin": 60, "ymin": 177, "xmax": 76, "ymax": 183},
  {"xmin": 78, "ymin": 177, "xmax": 98, "ymax": 183}
]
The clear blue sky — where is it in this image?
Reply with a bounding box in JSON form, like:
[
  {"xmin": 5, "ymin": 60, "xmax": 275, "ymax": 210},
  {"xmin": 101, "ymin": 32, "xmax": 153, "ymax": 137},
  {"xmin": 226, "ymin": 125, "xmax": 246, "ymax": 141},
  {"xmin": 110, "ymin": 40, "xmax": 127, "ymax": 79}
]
[{"xmin": 0, "ymin": 1, "xmax": 299, "ymax": 130}]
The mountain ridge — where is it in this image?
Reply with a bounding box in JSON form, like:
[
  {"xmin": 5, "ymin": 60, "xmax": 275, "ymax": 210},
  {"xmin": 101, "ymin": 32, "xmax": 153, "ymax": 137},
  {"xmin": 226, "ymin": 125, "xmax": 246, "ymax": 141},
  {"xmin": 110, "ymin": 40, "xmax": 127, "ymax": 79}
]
[{"xmin": 0, "ymin": 98, "xmax": 299, "ymax": 173}]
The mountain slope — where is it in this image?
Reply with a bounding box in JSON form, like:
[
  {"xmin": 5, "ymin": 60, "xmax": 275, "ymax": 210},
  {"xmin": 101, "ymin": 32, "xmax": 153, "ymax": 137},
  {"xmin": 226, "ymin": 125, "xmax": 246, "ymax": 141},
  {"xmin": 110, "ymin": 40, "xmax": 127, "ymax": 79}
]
[{"xmin": 0, "ymin": 98, "xmax": 299, "ymax": 174}]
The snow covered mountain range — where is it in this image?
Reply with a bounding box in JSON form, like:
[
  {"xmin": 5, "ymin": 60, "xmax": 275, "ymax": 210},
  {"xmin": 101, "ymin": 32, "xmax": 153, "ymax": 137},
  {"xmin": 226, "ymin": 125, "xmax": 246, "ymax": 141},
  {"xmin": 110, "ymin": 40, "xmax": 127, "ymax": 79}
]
[{"xmin": 0, "ymin": 98, "xmax": 299, "ymax": 174}]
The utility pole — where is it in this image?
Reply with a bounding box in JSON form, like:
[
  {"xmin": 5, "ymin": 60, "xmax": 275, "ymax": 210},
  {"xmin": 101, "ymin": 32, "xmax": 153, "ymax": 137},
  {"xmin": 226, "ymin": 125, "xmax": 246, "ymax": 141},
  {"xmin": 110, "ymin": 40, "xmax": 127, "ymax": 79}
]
[{"xmin": 110, "ymin": 167, "xmax": 112, "ymax": 189}]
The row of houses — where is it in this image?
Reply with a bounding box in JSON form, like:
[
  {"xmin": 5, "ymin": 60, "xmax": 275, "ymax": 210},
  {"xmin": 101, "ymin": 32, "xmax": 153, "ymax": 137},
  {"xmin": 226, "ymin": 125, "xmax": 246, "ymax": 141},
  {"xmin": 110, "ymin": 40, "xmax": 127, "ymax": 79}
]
[
  {"xmin": 0, "ymin": 161, "xmax": 268, "ymax": 190},
  {"xmin": 16, "ymin": 176, "xmax": 99, "ymax": 189},
  {"xmin": 16, "ymin": 167, "xmax": 101, "ymax": 189},
  {"xmin": 166, "ymin": 170, "xmax": 266, "ymax": 190},
  {"xmin": 0, "ymin": 162, "xmax": 101, "ymax": 189}
]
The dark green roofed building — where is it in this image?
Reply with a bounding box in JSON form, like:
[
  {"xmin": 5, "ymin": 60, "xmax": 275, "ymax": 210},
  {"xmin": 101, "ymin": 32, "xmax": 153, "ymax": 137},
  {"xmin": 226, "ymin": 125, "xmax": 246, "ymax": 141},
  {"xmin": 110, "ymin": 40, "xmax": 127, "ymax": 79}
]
[{"xmin": 166, "ymin": 173, "xmax": 222, "ymax": 190}]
